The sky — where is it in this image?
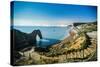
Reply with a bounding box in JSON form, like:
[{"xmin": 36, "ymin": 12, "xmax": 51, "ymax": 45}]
[{"xmin": 11, "ymin": 1, "xmax": 97, "ymax": 26}]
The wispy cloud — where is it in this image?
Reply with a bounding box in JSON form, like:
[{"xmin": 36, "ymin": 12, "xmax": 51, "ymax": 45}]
[{"xmin": 13, "ymin": 18, "xmax": 73, "ymax": 26}]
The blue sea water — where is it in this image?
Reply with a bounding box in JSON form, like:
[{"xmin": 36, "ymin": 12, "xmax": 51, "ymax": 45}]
[{"xmin": 13, "ymin": 26, "xmax": 71, "ymax": 48}]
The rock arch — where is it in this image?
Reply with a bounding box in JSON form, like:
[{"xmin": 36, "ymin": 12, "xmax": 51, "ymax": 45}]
[{"xmin": 12, "ymin": 29, "xmax": 43, "ymax": 50}]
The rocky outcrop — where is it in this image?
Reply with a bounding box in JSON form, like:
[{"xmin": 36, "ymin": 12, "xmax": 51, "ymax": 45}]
[{"xmin": 11, "ymin": 29, "xmax": 43, "ymax": 51}]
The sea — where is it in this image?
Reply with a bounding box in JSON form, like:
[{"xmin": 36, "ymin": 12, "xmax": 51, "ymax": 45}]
[{"xmin": 13, "ymin": 26, "xmax": 71, "ymax": 48}]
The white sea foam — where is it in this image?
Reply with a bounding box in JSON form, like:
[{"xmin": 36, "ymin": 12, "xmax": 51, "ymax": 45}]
[{"xmin": 40, "ymin": 39, "xmax": 50, "ymax": 42}]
